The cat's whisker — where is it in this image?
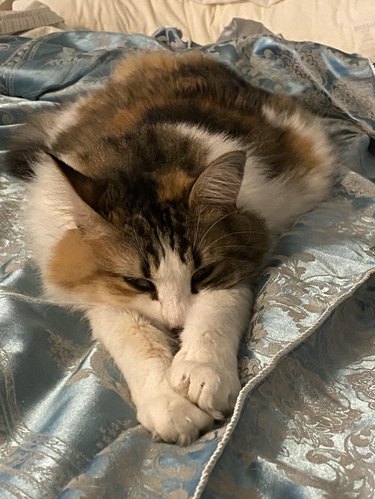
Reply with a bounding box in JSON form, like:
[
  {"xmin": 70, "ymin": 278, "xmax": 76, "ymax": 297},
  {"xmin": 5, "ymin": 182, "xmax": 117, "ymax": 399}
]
[
  {"xmin": 200, "ymin": 247, "xmax": 265, "ymax": 260},
  {"xmin": 201, "ymin": 243, "xmax": 261, "ymax": 253},
  {"xmin": 197, "ymin": 209, "xmax": 240, "ymax": 248},
  {"xmin": 192, "ymin": 203, "xmax": 204, "ymax": 250},
  {"xmin": 199, "ymin": 230, "xmax": 268, "ymax": 253}
]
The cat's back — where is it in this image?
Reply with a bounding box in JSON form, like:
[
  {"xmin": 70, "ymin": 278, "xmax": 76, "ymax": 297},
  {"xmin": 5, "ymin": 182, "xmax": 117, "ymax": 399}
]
[
  {"xmin": 76, "ymin": 50, "xmax": 295, "ymax": 139},
  {"xmin": 7, "ymin": 50, "xmax": 335, "ymax": 234},
  {"xmin": 38, "ymin": 50, "xmax": 305, "ymax": 179}
]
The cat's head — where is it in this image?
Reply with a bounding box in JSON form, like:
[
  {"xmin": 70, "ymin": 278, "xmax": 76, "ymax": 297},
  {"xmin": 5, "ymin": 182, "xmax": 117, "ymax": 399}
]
[{"xmin": 10, "ymin": 110, "xmax": 270, "ymax": 334}]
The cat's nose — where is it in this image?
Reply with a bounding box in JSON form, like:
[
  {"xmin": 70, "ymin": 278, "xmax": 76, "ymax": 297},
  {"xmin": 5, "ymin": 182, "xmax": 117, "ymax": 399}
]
[{"xmin": 170, "ymin": 325, "xmax": 184, "ymax": 335}]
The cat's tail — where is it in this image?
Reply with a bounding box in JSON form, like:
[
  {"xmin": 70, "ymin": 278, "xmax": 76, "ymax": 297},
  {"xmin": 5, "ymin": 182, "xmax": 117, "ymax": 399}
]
[
  {"xmin": 5, "ymin": 121, "xmax": 45, "ymax": 180},
  {"xmin": 4, "ymin": 104, "xmax": 66, "ymax": 180}
]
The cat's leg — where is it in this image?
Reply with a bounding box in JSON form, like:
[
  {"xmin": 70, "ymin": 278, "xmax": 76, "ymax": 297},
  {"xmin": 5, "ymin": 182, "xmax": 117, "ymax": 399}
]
[
  {"xmin": 87, "ymin": 307, "xmax": 213, "ymax": 444},
  {"xmin": 169, "ymin": 283, "xmax": 252, "ymax": 419}
]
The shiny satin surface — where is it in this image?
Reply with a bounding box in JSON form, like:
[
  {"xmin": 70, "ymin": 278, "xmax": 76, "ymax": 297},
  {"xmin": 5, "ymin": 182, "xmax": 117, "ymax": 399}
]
[{"xmin": 0, "ymin": 29, "xmax": 374, "ymax": 498}]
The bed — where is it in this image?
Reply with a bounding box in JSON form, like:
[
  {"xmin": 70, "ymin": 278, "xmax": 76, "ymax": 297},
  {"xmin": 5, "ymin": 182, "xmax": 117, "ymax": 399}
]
[{"xmin": 0, "ymin": 1, "xmax": 374, "ymax": 498}]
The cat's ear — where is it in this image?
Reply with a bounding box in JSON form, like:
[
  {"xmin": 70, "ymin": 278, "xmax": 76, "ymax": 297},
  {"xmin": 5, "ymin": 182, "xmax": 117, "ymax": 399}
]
[
  {"xmin": 47, "ymin": 152, "xmax": 106, "ymax": 213},
  {"xmin": 189, "ymin": 150, "xmax": 246, "ymax": 208}
]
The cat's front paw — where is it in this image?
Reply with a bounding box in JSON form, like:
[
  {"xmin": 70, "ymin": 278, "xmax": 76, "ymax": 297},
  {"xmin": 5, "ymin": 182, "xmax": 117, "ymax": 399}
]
[
  {"xmin": 137, "ymin": 388, "xmax": 214, "ymax": 445},
  {"xmin": 169, "ymin": 356, "xmax": 241, "ymax": 420}
]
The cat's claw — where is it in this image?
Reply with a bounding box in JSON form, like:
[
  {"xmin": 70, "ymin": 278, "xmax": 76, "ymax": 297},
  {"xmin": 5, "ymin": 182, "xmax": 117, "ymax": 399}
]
[
  {"xmin": 137, "ymin": 388, "xmax": 214, "ymax": 445},
  {"xmin": 169, "ymin": 356, "xmax": 241, "ymax": 420}
]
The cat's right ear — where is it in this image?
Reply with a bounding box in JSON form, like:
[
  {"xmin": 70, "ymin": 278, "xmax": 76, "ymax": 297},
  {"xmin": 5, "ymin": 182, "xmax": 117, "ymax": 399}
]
[
  {"xmin": 189, "ymin": 150, "xmax": 246, "ymax": 208},
  {"xmin": 47, "ymin": 152, "xmax": 107, "ymax": 214}
]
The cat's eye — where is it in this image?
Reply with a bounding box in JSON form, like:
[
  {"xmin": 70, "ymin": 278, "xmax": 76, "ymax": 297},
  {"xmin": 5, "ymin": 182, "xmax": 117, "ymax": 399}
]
[
  {"xmin": 123, "ymin": 277, "xmax": 156, "ymax": 293},
  {"xmin": 192, "ymin": 265, "xmax": 214, "ymax": 285}
]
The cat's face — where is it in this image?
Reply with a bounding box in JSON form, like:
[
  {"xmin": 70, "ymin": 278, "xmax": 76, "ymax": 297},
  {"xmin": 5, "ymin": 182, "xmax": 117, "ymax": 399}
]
[
  {"xmin": 17, "ymin": 109, "xmax": 271, "ymax": 333},
  {"xmin": 46, "ymin": 140, "xmax": 269, "ymax": 334}
]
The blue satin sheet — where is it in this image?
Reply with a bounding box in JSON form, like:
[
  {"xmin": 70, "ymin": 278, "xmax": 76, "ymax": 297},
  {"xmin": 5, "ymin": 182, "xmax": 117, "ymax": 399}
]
[{"xmin": 0, "ymin": 29, "xmax": 374, "ymax": 498}]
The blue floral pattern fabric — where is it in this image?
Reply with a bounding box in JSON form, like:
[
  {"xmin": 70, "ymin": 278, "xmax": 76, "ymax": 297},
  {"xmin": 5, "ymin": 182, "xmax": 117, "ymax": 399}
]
[{"xmin": 0, "ymin": 29, "xmax": 374, "ymax": 498}]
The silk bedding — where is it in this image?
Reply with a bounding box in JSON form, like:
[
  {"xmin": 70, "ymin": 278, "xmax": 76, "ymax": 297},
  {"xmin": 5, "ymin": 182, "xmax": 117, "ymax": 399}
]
[{"xmin": 0, "ymin": 28, "xmax": 374, "ymax": 498}]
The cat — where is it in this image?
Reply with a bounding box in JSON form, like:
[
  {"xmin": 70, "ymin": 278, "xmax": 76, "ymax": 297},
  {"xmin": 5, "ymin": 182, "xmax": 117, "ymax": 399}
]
[{"xmin": 7, "ymin": 51, "xmax": 335, "ymax": 444}]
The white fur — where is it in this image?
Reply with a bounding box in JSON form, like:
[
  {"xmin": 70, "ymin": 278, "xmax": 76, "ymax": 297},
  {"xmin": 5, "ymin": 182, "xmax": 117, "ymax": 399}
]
[
  {"xmin": 87, "ymin": 306, "xmax": 213, "ymax": 444},
  {"xmin": 25, "ymin": 155, "xmax": 100, "ymax": 308},
  {"xmin": 175, "ymin": 123, "xmax": 243, "ymax": 165},
  {"xmin": 154, "ymin": 247, "xmax": 193, "ymax": 329},
  {"xmin": 238, "ymin": 154, "xmax": 331, "ymax": 232},
  {"xmin": 45, "ymin": 103, "xmax": 81, "ymax": 148},
  {"xmin": 26, "ymin": 156, "xmax": 77, "ymax": 265},
  {"xmin": 169, "ymin": 283, "xmax": 252, "ymax": 419}
]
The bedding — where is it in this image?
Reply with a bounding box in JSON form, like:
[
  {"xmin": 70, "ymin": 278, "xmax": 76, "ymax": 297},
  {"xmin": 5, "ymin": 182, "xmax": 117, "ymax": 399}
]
[
  {"xmin": 12, "ymin": 0, "xmax": 375, "ymax": 60},
  {"xmin": 0, "ymin": 28, "xmax": 375, "ymax": 498}
]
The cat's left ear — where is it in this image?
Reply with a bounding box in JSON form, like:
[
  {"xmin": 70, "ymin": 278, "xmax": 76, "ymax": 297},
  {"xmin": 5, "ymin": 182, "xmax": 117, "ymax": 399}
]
[
  {"xmin": 189, "ymin": 150, "xmax": 246, "ymax": 208},
  {"xmin": 47, "ymin": 152, "xmax": 107, "ymax": 213}
]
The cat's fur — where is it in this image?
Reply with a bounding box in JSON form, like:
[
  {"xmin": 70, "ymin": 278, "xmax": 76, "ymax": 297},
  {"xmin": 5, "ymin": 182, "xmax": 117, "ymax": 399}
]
[{"xmin": 7, "ymin": 51, "xmax": 335, "ymax": 444}]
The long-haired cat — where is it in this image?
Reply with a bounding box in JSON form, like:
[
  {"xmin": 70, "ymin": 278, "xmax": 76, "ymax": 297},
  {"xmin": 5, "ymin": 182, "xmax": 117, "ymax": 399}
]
[{"xmin": 7, "ymin": 51, "xmax": 334, "ymax": 444}]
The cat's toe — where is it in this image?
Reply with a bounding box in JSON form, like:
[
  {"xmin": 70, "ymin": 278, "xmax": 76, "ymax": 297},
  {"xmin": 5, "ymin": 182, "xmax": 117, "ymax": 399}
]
[
  {"xmin": 137, "ymin": 389, "xmax": 214, "ymax": 445},
  {"xmin": 169, "ymin": 359, "xmax": 241, "ymax": 419}
]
